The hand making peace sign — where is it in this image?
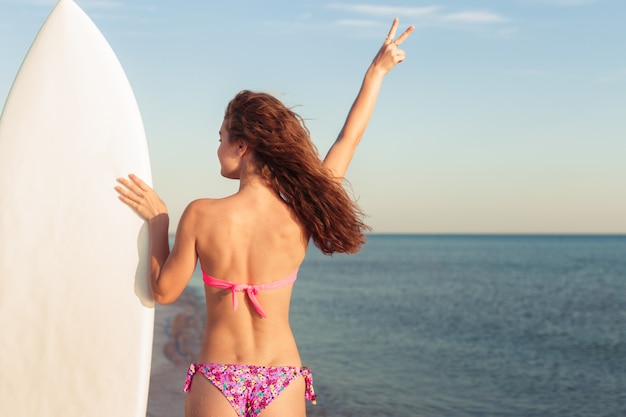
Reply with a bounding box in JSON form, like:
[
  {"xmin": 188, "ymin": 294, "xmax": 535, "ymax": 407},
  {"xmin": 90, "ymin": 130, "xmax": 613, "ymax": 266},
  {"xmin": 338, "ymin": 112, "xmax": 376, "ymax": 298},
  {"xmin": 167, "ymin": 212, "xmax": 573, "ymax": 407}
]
[{"xmin": 371, "ymin": 18, "xmax": 415, "ymax": 75}]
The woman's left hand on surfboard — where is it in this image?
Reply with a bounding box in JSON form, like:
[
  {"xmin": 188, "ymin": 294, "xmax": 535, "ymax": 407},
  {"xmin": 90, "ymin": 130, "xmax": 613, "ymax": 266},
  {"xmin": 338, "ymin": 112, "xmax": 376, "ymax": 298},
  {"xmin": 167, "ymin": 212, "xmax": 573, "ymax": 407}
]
[{"xmin": 116, "ymin": 174, "xmax": 168, "ymax": 220}]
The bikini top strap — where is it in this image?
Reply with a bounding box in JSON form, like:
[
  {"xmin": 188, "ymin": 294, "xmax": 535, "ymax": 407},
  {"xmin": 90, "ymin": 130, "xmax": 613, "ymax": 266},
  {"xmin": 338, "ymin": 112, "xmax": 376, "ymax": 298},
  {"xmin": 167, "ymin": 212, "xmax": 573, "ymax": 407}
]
[{"xmin": 202, "ymin": 269, "xmax": 298, "ymax": 318}]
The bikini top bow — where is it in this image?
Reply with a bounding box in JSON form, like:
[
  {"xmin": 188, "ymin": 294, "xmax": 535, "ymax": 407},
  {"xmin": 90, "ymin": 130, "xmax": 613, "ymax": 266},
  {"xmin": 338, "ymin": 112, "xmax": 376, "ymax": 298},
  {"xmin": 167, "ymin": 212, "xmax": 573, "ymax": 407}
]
[{"xmin": 202, "ymin": 270, "xmax": 299, "ymax": 318}]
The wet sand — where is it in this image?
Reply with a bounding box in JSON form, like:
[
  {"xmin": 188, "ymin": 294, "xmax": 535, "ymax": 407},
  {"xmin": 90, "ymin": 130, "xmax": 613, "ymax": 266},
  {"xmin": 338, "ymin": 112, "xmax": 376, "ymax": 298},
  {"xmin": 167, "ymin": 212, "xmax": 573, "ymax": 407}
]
[{"xmin": 146, "ymin": 288, "xmax": 205, "ymax": 417}]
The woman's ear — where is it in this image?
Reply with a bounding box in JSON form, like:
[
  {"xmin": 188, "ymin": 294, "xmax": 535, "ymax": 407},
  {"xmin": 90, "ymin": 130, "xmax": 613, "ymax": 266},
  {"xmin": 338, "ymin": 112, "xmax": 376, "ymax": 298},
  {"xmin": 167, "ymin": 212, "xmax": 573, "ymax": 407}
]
[{"xmin": 238, "ymin": 140, "xmax": 249, "ymax": 156}]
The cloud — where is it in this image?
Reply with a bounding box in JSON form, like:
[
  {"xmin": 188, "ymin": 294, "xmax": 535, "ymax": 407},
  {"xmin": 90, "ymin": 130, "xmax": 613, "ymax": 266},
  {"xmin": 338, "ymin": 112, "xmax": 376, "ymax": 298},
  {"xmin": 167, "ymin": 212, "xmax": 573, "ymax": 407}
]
[
  {"xmin": 534, "ymin": 0, "xmax": 598, "ymax": 5},
  {"xmin": 328, "ymin": 3, "xmax": 510, "ymax": 26},
  {"xmin": 511, "ymin": 69, "xmax": 554, "ymax": 77},
  {"xmin": 328, "ymin": 3, "xmax": 439, "ymax": 17},
  {"xmin": 595, "ymin": 68, "xmax": 626, "ymax": 84},
  {"xmin": 335, "ymin": 19, "xmax": 386, "ymax": 27},
  {"xmin": 0, "ymin": 0, "xmax": 54, "ymax": 5},
  {"xmin": 442, "ymin": 11, "xmax": 508, "ymax": 24},
  {"xmin": 0, "ymin": 0, "xmax": 122, "ymax": 7},
  {"xmin": 79, "ymin": 1, "xmax": 124, "ymax": 10}
]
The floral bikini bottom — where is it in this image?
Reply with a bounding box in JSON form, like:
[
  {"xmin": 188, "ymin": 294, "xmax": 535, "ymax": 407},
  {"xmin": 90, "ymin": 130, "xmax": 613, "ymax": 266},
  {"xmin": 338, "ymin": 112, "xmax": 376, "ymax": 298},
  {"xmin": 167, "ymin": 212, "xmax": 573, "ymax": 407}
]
[{"xmin": 184, "ymin": 363, "xmax": 317, "ymax": 417}]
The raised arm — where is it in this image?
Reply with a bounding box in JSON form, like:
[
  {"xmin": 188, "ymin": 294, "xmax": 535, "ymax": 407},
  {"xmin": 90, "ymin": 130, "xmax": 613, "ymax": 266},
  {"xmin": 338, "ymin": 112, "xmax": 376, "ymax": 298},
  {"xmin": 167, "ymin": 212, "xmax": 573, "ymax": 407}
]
[{"xmin": 323, "ymin": 18, "xmax": 414, "ymax": 179}]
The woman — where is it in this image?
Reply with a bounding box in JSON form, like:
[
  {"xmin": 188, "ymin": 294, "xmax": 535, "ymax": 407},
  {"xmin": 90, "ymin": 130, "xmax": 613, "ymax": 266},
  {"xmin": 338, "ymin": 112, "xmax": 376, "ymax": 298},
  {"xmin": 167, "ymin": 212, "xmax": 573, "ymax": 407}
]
[{"xmin": 116, "ymin": 18, "xmax": 413, "ymax": 417}]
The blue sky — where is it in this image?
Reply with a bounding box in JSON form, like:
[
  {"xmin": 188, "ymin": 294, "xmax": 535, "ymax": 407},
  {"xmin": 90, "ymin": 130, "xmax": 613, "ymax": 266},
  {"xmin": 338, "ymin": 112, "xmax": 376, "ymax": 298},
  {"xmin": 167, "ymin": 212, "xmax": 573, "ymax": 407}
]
[{"xmin": 1, "ymin": 0, "xmax": 624, "ymax": 234}]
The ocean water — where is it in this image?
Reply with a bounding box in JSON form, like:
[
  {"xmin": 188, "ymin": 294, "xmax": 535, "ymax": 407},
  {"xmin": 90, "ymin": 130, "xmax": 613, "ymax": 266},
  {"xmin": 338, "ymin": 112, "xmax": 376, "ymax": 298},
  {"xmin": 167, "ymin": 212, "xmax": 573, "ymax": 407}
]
[{"xmin": 184, "ymin": 235, "xmax": 626, "ymax": 417}]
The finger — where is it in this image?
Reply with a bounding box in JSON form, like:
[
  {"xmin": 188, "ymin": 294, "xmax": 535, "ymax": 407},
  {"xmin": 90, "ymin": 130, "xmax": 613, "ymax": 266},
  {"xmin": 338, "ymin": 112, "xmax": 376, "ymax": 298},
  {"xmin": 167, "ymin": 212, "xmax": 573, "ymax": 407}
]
[
  {"xmin": 395, "ymin": 50, "xmax": 407, "ymax": 63},
  {"xmin": 116, "ymin": 179, "xmax": 146, "ymax": 203},
  {"xmin": 115, "ymin": 188, "xmax": 132, "ymax": 203},
  {"xmin": 119, "ymin": 175, "xmax": 149, "ymax": 197},
  {"xmin": 393, "ymin": 25, "xmax": 415, "ymax": 46},
  {"xmin": 128, "ymin": 173, "xmax": 150, "ymax": 192},
  {"xmin": 386, "ymin": 17, "xmax": 399, "ymax": 42},
  {"xmin": 115, "ymin": 184, "xmax": 139, "ymax": 203},
  {"xmin": 117, "ymin": 193, "xmax": 143, "ymax": 213},
  {"xmin": 117, "ymin": 177, "xmax": 139, "ymax": 194},
  {"xmin": 116, "ymin": 177, "xmax": 132, "ymax": 192}
]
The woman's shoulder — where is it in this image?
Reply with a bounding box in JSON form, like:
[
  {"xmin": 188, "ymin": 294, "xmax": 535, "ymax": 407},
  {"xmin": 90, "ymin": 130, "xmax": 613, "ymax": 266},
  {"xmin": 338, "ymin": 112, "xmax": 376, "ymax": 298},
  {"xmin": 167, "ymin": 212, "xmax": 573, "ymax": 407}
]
[
  {"xmin": 180, "ymin": 196, "xmax": 243, "ymax": 224},
  {"xmin": 177, "ymin": 198, "xmax": 219, "ymax": 224},
  {"xmin": 185, "ymin": 196, "xmax": 235, "ymax": 211}
]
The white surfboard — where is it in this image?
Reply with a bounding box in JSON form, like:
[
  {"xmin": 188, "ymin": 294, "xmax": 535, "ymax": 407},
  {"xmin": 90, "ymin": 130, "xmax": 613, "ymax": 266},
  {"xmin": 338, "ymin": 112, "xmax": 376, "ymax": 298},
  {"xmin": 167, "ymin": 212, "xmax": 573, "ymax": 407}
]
[{"xmin": 0, "ymin": 1, "xmax": 154, "ymax": 416}]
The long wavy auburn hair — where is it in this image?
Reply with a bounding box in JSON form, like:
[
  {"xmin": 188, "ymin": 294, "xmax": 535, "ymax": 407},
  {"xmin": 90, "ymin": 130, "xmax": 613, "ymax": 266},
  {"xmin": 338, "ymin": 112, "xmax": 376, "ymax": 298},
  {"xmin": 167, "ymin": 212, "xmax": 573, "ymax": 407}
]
[{"xmin": 224, "ymin": 90, "xmax": 369, "ymax": 255}]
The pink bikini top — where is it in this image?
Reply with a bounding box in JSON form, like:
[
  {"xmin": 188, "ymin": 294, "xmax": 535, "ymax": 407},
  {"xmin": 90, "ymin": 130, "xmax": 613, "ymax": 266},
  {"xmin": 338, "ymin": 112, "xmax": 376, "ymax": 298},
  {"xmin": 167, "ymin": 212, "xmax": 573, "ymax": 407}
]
[{"xmin": 202, "ymin": 269, "xmax": 298, "ymax": 318}]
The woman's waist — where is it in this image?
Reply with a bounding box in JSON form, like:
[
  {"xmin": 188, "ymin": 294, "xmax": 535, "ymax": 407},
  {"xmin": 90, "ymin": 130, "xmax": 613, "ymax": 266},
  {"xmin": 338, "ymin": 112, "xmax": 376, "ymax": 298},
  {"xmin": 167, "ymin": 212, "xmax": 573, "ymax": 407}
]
[{"xmin": 198, "ymin": 323, "xmax": 301, "ymax": 366}]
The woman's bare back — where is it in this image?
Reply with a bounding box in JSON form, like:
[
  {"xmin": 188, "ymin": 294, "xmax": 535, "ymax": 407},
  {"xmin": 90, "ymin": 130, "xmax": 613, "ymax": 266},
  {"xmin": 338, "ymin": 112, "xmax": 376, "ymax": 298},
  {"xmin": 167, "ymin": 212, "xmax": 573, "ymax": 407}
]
[{"xmin": 189, "ymin": 183, "xmax": 308, "ymax": 365}]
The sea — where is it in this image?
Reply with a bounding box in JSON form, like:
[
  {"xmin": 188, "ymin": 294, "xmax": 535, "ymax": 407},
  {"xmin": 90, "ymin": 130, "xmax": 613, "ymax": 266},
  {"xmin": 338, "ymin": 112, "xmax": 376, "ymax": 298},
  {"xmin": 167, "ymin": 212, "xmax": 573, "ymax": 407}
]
[{"xmin": 152, "ymin": 234, "xmax": 626, "ymax": 417}]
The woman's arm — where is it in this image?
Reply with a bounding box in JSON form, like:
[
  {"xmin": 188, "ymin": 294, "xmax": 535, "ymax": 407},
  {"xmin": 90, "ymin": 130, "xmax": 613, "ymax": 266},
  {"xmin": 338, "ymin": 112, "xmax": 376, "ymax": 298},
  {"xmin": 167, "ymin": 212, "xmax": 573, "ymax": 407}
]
[
  {"xmin": 323, "ymin": 18, "xmax": 414, "ymax": 179},
  {"xmin": 116, "ymin": 174, "xmax": 197, "ymax": 304}
]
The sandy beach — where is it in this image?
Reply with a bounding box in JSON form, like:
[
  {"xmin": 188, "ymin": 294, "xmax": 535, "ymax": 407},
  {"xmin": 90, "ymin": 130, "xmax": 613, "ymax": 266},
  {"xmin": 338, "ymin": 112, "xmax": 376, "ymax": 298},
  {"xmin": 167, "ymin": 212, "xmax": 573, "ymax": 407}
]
[{"xmin": 146, "ymin": 289, "xmax": 205, "ymax": 417}]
